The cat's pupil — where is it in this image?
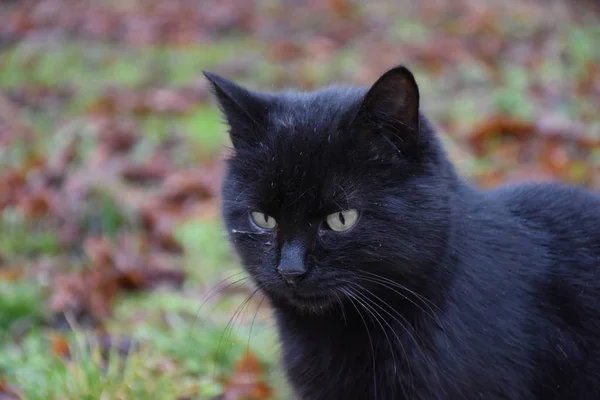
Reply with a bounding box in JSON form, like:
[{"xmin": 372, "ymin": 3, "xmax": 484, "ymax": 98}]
[
  {"xmin": 339, "ymin": 212, "xmax": 345, "ymax": 225},
  {"xmin": 264, "ymin": 215, "xmax": 269, "ymax": 224}
]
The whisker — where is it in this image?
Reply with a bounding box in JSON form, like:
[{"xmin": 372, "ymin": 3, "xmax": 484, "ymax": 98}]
[
  {"xmin": 228, "ymin": 229, "xmax": 271, "ymax": 235},
  {"xmin": 213, "ymin": 286, "xmax": 261, "ymax": 380},
  {"xmin": 347, "ymin": 283, "xmax": 419, "ymax": 396},
  {"xmin": 288, "ymin": 185, "xmax": 316, "ymax": 207},
  {"xmin": 344, "ymin": 286, "xmax": 404, "ymax": 380},
  {"xmin": 350, "ymin": 276, "xmax": 447, "ymax": 392},
  {"xmin": 358, "ymin": 271, "xmax": 440, "ymax": 310},
  {"xmin": 357, "ymin": 270, "xmax": 445, "ymax": 327},
  {"xmin": 332, "ymin": 291, "xmax": 347, "ymax": 325},
  {"xmin": 357, "ymin": 272, "xmax": 451, "ymax": 351},
  {"xmin": 335, "ymin": 184, "xmax": 350, "ymax": 208},
  {"xmin": 187, "ymin": 272, "xmax": 248, "ymax": 333},
  {"xmin": 200, "ymin": 278, "xmax": 249, "ymax": 311},
  {"xmin": 246, "ymin": 294, "xmax": 266, "ymax": 352},
  {"xmin": 235, "ymin": 187, "xmax": 250, "ymax": 201},
  {"xmin": 350, "ymin": 282, "xmax": 427, "ymax": 389},
  {"xmin": 342, "ymin": 287, "xmax": 378, "ymax": 400},
  {"xmin": 360, "ymin": 269, "xmax": 446, "ymax": 316}
]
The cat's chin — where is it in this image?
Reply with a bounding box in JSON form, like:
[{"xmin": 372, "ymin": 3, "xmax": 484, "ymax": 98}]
[{"xmin": 271, "ymin": 288, "xmax": 339, "ymax": 315}]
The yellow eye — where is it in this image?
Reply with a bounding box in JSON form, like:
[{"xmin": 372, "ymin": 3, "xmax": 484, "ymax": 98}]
[
  {"xmin": 251, "ymin": 211, "xmax": 277, "ymax": 230},
  {"xmin": 325, "ymin": 209, "xmax": 358, "ymax": 232}
]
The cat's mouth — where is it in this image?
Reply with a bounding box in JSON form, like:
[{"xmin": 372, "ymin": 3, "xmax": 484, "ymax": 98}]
[
  {"xmin": 271, "ymin": 284, "xmax": 339, "ymax": 313},
  {"xmin": 284, "ymin": 293, "xmax": 336, "ymax": 313}
]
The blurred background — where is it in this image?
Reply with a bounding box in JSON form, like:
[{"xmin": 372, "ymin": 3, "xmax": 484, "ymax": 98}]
[{"xmin": 0, "ymin": 0, "xmax": 599, "ymax": 398}]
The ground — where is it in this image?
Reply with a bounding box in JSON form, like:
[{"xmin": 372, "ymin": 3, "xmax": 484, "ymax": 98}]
[{"xmin": 0, "ymin": 0, "xmax": 599, "ymax": 399}]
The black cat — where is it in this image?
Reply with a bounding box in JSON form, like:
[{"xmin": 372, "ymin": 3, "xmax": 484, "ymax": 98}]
[{"xmin": 205, "ymin": 65, "xmax": 600, "ymax": 400}]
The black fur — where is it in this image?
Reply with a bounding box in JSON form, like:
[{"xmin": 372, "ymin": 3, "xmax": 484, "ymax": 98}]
[{"xmin": 206, "ymin": 66, "xmax": 600, "ymax": 400}]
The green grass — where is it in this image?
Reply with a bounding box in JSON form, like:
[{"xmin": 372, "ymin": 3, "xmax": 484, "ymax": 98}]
[
  {"xmin": 175, "ymin": 218, "xmax": 238, "ymax": 284},
  {"xmin": 0, "ymin": 39, "xmax": 259, "ymax": 89},
  {"xmin": 179, "ymin": 107, "xmax": 229, "ymax": 157},
  {"xmin": 0, "ymin": 288, "xmax": 278, "ymax": 399},
  {"xmin": 0, "ymin": 213, "xmax": 280, "ymax": 399},
  {"xmin": 0, "ymin": 217, "xmax": 60, "ymax": 257},
  {"xmin": 0, "ymin": 32, "xmax": 266, "ymax": 396},
  {"xmin": 2, "ymin": 3, "xmax": 600, "ymax": 398},
  {"xmin": 0, "ymin": 281, "xmax": 45, "ymax": 337},
  {"xmin": 0, "ymin": 330, "xmax": 179, "ymax": 400}
]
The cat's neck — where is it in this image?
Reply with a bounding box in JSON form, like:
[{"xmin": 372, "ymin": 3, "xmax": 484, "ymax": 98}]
[{"xmin": 272, "ymin": 293, "xmax": 443, "ymax": 399}]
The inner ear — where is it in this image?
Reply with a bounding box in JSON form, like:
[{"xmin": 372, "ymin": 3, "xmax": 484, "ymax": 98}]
[
  {"xmin": 350, "ymin": 65, "xmax": 420, "ymax": 144},
  {"xmin": 204, "ymin": 71, "xmax": 270, "ymax": 149}
]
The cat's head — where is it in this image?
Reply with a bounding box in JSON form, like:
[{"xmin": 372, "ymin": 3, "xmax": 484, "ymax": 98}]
[{"xmin": 207, "ymin": 66, "xmax": 456, "ymax": 315}]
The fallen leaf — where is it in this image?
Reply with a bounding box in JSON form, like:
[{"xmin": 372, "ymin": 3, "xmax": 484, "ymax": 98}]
[
  {"xmin": 468, "ymin": 116, "xmax": 535, "ymax": 156},
  {"xmin": 222, "ymin": 352, "xmax": 273, "ymax": 400},
  {"xmin": 0, "ymin": 267, "xmax": 24, "ymax": 283},
  {"xmin": 50, "ymin": 236, "xmax": 186, "ymax": 322},
  {"xmin": 50, "ymin": 332, "xmax": 70, "ymax": 359},
  {"xmin": 83, "ymin": 235, "xmax": 114, "ymax": 269},
  {"xmin": 17, "ymin": 188, "xmax": 53, "ymax": 220},
  {"xmin": 0, "ymin": 377, "xmax": 22, "ymax": 400},
  {"xmin": 539, "ymin": 138, "xmax": 571, "ymax": 174}
]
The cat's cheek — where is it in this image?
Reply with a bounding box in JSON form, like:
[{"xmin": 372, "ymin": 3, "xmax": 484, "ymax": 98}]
[
  {"xmin": 263, "ymin": 235, "xmax": 276, "ymax": 248},
  {"xmin": 317, "ymin": 228, "xmax": 359, "ymax": 252}
]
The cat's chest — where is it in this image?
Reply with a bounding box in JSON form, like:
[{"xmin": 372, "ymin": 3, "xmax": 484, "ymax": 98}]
[{"xmin": 277, "ymin": 318, "xmax": 437, "ymax": 400}]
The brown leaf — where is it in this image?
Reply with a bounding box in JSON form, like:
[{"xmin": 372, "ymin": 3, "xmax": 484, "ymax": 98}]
[
  {"xmin": 270, "ymin": 40, "xmax": 300, "ymax": 62},
  {"xmin": 50, "ymin": 236, "xmax": 185, "ymax": 322},
  {"xmin": 0, "ymin": 377, "xmax": 22, "ymax": 400},
  {"xmin": 118, "ymin": 267, "xmax": 185, "ymax": 291},
  {"xmin": 145, "ymin": 88, "xmax": 197, "ymax": 114},
  {"xmin": 0, "ymin": 267, "xmax": 24, "ymax": 283},
  {"xmin": 98, "ymin": 121, "xmax": 140, "ymax": 154},
  {"xmin": 539, "ymin": 138, "xmax": 571, "ymax": 175},
  {"xmin": 475, "ymin": 170, "xmax": 505, "ymax": 189},
  {"xmin": 0, "ymin": 169, "xmax": 26, "ymax": 210},
  {"xmin": 327, "ymin": 0, "xmax": 353, "ymax": 18},
  {"xmin": 50, "ymin": 268, "xmax": 120, "ymax": 322},
  {"xmin": 55, "ymin": 136, "xmax": 81, "ymax": 171},
  {"xmin": 535, "ymin": 116, "xmax": 600, "ymax": 150},
  {"xmin": 121, "ymin": 163, "xmax": 169, "ymax": 185},
  {"xmin": 83, "ymin": 236, "xmax": 114, "ymax": 269},
  {"xmin": 87, "ymin": 88, "xmax": 199, "ymax": 117},
  {"xmin": 222, "ymin": 352, "xmax": 273, "ymax": 400},
  {"xmin": 17, "ymin": 188, "xmax": 53, "ymax": 220},
  {"xmin": 9, "ymin": 8, "xmax": 33, "ymax": 33},
  {"xmin": 50, "ymin": 333, "xmax": 70, "ymax": 359},
  {"xmin": 468, "ymin": 116, "xmax": 535, "ymax": 156}
]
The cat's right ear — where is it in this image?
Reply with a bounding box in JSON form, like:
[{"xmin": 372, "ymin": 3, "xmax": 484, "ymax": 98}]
[{"xmin": 203, "ymin": 72, "xmax": 269, "ymax": 149}]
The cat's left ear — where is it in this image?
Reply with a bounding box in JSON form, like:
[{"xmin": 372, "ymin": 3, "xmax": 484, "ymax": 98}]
[
  {"xmin": 350, "ymin": 65, "xmax": 420, "ymax": 153},
  {"xmin": 203, "ymin": 72, "xmax": 270, "ymax": 150}
]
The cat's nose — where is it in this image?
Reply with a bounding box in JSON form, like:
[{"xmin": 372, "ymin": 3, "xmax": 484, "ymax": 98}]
[{"xmin": 277, "ymin": 241, "xmax": 307, "ymax": 285}]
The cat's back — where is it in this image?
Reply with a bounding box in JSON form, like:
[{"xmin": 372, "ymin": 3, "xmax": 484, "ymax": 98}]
[
  {"xmin": 492, "ymin": 182, "xmax": 600, "ymax": 273},
  {"xmin": 493, "ymin": 182, "xmax": 600, "ymax": 243},
  {"xmin": 487, "ymin": 182, "xmax": 600, "ymax": 399}
]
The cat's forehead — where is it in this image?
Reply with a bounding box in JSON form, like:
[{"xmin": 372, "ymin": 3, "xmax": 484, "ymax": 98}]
[
  {"xmin": 254, "ymin": 129, "xmax": 365, "ymax": 213},
  {"xmin": 269, "ymin": 87, "xmax": 365, "ymax": 134},
  {"xmin": 226, "ymin": 87, "xmax": 386, "ymax": 214}
]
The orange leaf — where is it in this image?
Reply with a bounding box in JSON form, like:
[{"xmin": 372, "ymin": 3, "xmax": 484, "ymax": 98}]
[
  {"xmin": 468, "ymin": 116, "xmax": 535, "ymax": 156},
  {"xmin": 223, "ymin": 352, "xmax": 273, "ymax": 400},
  {"xmin": 50, "ymin": 333, "xmax": 70, "ymax": 359},
  {"xmin": 0, "ymin": 267, "xmax": 24, "ymax": 283}
]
